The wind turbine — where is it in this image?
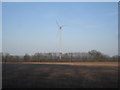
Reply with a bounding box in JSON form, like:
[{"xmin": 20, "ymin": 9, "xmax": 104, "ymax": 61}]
[{"xmin": 56, "ymin": 20, "xmax": 65, "ymax": 60}]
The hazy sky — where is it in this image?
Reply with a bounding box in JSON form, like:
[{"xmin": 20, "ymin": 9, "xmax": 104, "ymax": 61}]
[
  {"xmin": 0, "ymin": 2, "xmax": 2, "ymax": 53},
  {"xmin": 2, "ymin": 2, "xmax": 118, "ymax": 56},
  {"xmin": 1, "ymin": 0, "xmax": 120, "ymax": 2}
]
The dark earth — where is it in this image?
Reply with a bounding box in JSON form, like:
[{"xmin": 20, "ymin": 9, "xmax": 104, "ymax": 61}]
[{"xmin": 2, "ymin": 63, "xmax": 118, "ymax": 88}]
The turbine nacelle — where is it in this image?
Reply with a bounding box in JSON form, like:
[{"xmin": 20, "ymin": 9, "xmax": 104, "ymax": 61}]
[
  {"xmin": 56, "ymin": 20, "xmax": 65, "ymax": 30},
  {"xmin": 59, "ymin": 26, "xmax": 62, "ymax": 30}
]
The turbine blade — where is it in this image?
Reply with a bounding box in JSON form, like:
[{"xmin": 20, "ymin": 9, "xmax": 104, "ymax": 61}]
[
  {"xmin": 56, "ymin": 20, "xmax": 60, "ymax": 27},
  {"xmin": 61, "ymin": 25, "xmax": 66, "ymax": 27}
]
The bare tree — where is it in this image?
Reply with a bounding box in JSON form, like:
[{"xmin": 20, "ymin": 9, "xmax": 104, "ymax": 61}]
[
  {"xmin": 24, "ymin": 54, "xmax": 30, "ymax": 62},
  {"xmin": 88, "ymin": 50, "xmax": 103, "ymax": 61}
]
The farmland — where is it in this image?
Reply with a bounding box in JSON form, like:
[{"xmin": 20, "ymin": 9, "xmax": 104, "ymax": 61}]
[{"xmin": 2, "ymin": 62, "xmax": 118, "ymax": 88}]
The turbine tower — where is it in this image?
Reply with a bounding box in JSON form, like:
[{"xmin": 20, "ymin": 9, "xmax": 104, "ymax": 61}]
[{"xmin": 56, "ymin": 21, "xmax": 64, "ymax": 60}]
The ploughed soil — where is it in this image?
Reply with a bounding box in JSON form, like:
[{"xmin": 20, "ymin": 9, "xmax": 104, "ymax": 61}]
[{"xmin": 2, "ymin": 62, "xmax": 118, "ymax": 88}]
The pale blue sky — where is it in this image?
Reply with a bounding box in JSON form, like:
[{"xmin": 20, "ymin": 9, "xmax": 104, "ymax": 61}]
[
  {"xmin": 0, "ymin": 2, "xmax": 2, "ymax": 52},
  {"xmin": 2, "ymin": 2, "xmax": 118, "ymax": 56}
]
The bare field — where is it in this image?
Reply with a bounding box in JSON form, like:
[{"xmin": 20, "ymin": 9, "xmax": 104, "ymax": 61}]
[
  {"xmin": 2, "ymin": 62, "xmax": 118, "ymax": 88},
  {"xmin": 3, "ymin": 62, "xmax": 118, "ymax": 66}
]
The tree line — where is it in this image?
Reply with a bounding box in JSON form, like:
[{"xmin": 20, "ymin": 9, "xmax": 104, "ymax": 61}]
[{"xmin": 2, "ymin": 50, "xmax": 118, "ymax": 62}]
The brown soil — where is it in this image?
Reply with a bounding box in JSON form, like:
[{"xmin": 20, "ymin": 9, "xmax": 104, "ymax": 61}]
[{"xmin": 2, "ymin": 62, "xmax": 118, "ymax": 88}]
